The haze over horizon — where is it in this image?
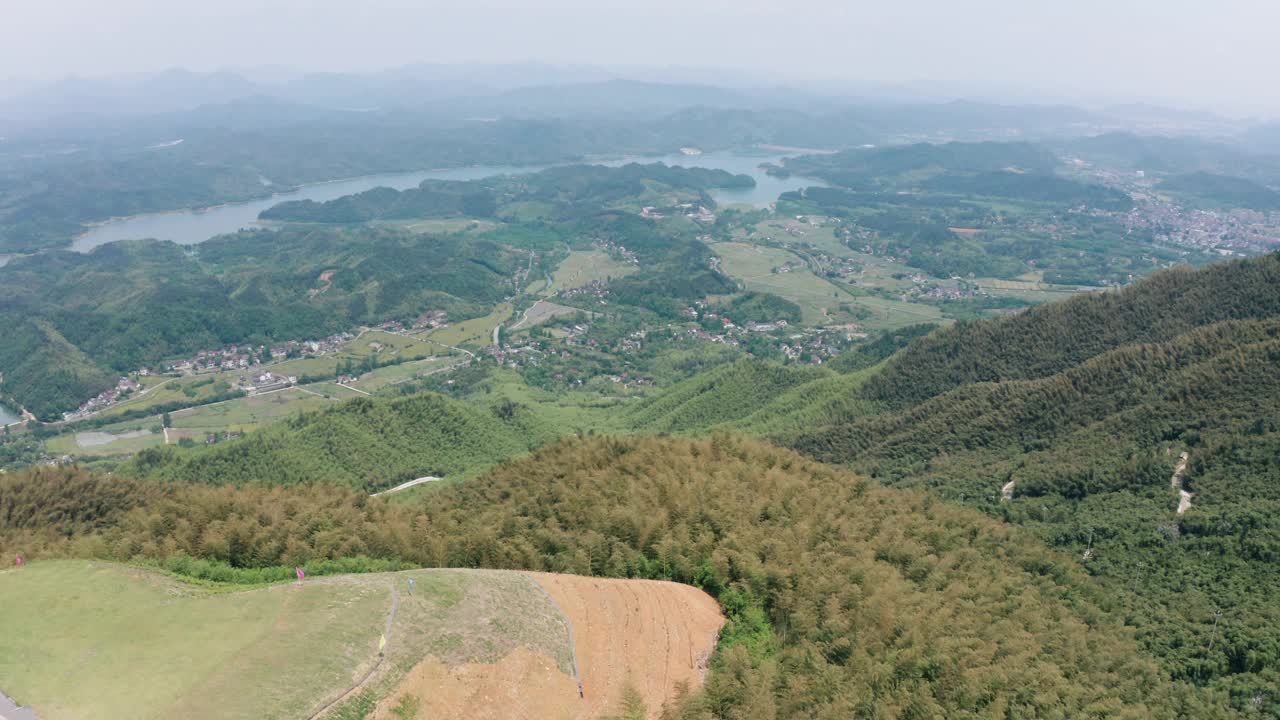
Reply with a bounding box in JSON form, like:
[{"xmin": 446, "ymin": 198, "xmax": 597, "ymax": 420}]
[{"xmin": 5, "ymin": 0, "xmax": 1279, "ymax": 117}]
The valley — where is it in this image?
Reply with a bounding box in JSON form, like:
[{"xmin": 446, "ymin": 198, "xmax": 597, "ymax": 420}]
[{"xmin": 3, "ymin": 68, "xmax": 1280, "ymax": 720}]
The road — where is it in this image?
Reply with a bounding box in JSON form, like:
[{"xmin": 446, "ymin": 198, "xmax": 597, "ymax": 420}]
[{"xmin": 370, "ymin": 476, "xmax": 441, "ymax": 497}]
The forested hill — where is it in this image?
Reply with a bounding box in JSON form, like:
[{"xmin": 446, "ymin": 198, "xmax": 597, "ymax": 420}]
[
  {"xmin": 258, "ymin": 162, "xmax": 754, "ymax": 224},
  {"xmin": 1, "ymin": 437, "xmax": 1238, "ymax": 716},
  {"xmin": 130, "ymin": 393, "xmax": 559, "ymax": 491},
  {"xmin": 860, "ymin": 252, "xmax": 1280, "ymax": 408},
  {"xmin": 772, "ymin": 254, "xmax": 1280, "ymax": 712},
  {"xmin": 783, "ymin": 140, "xmax": 1136, "ymax": 208},
  {"xmin": 0, "ymin": 227, "xmax": 522, "ymax": 419}
]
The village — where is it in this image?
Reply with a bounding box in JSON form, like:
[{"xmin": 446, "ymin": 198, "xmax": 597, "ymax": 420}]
[{"xmin": 60, "ymin": 310, "xmax": 452, "ymax": 422}]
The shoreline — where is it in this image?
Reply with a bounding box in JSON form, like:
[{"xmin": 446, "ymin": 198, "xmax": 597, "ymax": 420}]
[{"xmin": 58, "ymin": 146, "xmax": 810, "ymax": 254}]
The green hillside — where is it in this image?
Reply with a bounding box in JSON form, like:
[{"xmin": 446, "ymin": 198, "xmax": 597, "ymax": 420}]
[
  {"xmin": 130, "ymin": 393, "xmax": 560, "ymax": 490},
  {"xmin": 860, "ymin": 253, "xmax": 1280, "ymax": 407},
  {"xmin": 401, "ymin": 435, "xmax": 1232, "ymax": 717},
  {"xmin": 771, "ymin": 255, "xmax": 1280, "ymax": 711},
  {"xmin": 1159, "ymin": 171, "xmax": 1280, "ymax": 210},
  {"xmin": 625, "ymin": 358, "xmax": 830, "ymax": 434},
  {"xmin": 0, "ymin": 227, "xmax": 523, "ymax": 419},
  {"xmin": 0, "ymin": 561, "xmax": 571, "ymax": 720},
  {"xmin": 0, "ymin": 438, "xmax": 1238, "ymax": 717}
]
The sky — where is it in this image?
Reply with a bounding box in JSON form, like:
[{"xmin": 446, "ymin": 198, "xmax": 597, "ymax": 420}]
[{"xmin": 5, "ymin": 0, "xmax": 1279, "ymax": 115}]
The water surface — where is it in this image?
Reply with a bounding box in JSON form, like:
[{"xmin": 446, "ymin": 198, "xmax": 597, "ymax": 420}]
[
  {"xmin": 0, "ymin": 403, "xmax": 20, "ymax": 426},
  {"xmin": 71, "ymin": 150, "xmax": 824, "ymax": 252}
]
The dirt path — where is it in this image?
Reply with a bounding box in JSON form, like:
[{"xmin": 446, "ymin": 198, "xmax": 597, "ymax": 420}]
[
  {"xmin": 1001, "ymin": 479, "xmax": 1016, "ymax": 501},
  {"xmin": 1171, "ymin": 451, "xmax": 1193, "ymax": 514},
  {"xmin": 526, "ymin": 573, "xmax": 723, "ymax": 719},
  {"xmin": 311, "ymin": 582, "xmax": 399, "ymax": 720}
]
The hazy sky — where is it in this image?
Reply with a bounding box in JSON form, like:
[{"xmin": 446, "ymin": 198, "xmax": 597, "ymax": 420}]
[{"xmin": 6, "ymin": 0, "xmax": 1279, "ymax": 114}]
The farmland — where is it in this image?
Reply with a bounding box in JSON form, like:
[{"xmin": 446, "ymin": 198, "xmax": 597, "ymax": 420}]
[
  {"xmin": 544, "ymin": 249, "xmax": 637, "ymax": 295},
  {"xmin": 712, "ymin": 241, "xmax": 944, "ymax": 329}
]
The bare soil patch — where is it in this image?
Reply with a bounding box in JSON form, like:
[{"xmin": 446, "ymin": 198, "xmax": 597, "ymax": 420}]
[
  {"xmin": 372, "ymin": 572, "xmax": 722, "ymax": 720},
  {"xmin": 528, "ymin": 572, "xmax": 724, "ymax": 719},
  {"xmin": 372, "ymin": 647, "xmax": 579, "ymax": 720}
]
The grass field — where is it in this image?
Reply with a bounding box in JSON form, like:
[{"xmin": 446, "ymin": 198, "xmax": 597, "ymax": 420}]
[
  {"xmin": 0, "ymin": 561, "xmax": 574, "ymax": 720},
  {"xmin": 92, "ymin": 376, "xmax": 229, "ymax": 421},
  {"xmin": 713, "ymin": 241, "xmax": 943, "ymax": 330},
  {"xmin": 169, "ymin": 387, "xmax": 339, "ymax": 433},
  {"xmin": 382, "ymin": 218, "xmax": 500, "ymax": 235},
  {"xmin": 544, "ymin": 250, "xmax": 636, "ymax": 295},
  {"xmin": 45, "ymin": 426, "xmax": 165, "ymax": 456},
  {"xmin": 424, "ymin": 303, "xmax": 512, "ymax": 347},
  {"xmin": 349, "ymin": 356, "xmax": 461, "ymax": 394},
  {"xmin": 81, "ymin": 331, "xmax": 440, "ymax": 425}
]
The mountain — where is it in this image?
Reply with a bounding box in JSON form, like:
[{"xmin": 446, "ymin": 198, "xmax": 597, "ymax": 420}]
[
  {"xmin": 130, "ymin": 393, "xmax": 558, "ymax": 491},
  {"xmin": 773, "ymin": 253, "xmax": 1280, "ymax": 708},
  {"xmin": 858, "ymin": 253, "xmax": 1280, "ymax": 407},
  {"xmin": 0, "ymin": 227, "xmax": 523, "ymax": 419},
  {"xmin": 2, "ymin": 436, "xmax": 1237, "ymax": 716},
  {"xmin": 1159, "ymin": 171, "xmax": 1280, "ymax": 210}
]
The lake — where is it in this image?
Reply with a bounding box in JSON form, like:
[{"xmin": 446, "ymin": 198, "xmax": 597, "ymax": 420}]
[
  {"xmin": 70, "ymin": 150, "xmax": 824, "ymax": 252},
  {"xmin": 0, "ymin": 403, "xmax": 20, "ymax": 426}
]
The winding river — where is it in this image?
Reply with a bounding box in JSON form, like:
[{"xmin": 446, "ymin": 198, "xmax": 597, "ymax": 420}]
[{"xmin": 70, "ymin": 150, "xmax": 825, "ymax": 252}]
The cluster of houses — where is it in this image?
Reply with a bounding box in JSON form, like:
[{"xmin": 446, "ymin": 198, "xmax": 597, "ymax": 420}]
[
  {"xmin": 237, "ymin": 370, "xmax": 298, "ymax": 395},
  {"xmin": 412, "ymin": 310, "xmax": 449, "ymax": 330},
  {"xmin": 559, "ymin": 280, "xmax": 610, "ymax": 301},
  {"xmin": 592, "ymin": 240, "xmax": 639, "ymax": 265},
  {"xmin": 486, "ymin": 337, "xmax": 546, "ymax": 368},
  {"xmin": 204, "ymin": 430, "xmax": 245, "ymax": 445},
  {"xmin": 61, "ymin": 377, "xmax": 143, "ymax": 422},
  {"xmin": 1124, "ymin": 201, "xmax": 1280, "ymax": 256},
  {"xmin": 640, "ymin": 203, "xmax": 717, "ymax": 223},
  {"xmin": 59, "ymin": 308, "xmax": 457, "ymax": 422},
  {"xmin": 166, "ymin": 332, "xmax": 356, "ymax": 375}
]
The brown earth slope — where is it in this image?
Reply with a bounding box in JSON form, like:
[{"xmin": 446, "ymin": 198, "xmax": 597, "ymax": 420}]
[{"xmin": 372, "ymin": 572, "xmax": 723, "ymax": 720}]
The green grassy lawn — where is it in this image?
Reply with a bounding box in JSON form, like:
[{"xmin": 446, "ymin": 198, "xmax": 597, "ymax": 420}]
[
  {"xmin": 0, "ymin": 561, "xmax": 387, "ymax": 720},
  {"xmin": 0, "ymin": 561, "xmax": 572, "ymax": 720}
]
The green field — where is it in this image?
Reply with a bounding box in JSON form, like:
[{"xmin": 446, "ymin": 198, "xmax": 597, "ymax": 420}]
[
  {"xmin": 169, "ymin": 387, "xmax": 340, "ymax": 433},
  {"xmin": 92, "ymin": 376, "xmax": 230, "ymax": 421},
  {"xmin": 713, "ymin": 241, "xmax": 943, "ymax": 329},
  {"xmin": 0, "ymin": 561, "xmax": 572, "ymax": 720},
  {"xmin": 349, "ymin": 355, "xmax": 460, "ymax": 394},
  {"xmin": 80, "ymin": 331, "xmax": 440, "ymax": 425},
  {"xmin": 45, "ymin": 426, "xmax": 165, "ymax": 456},
  {"xmin": 544, "ymin": 250, "xmax": 637, "ymax": 295},
  {"xmin": 424, "ymin": 303, "xmax": 511, "ymax": 347},
  {"xmin": 382, "ymin": 218, "xmax": 500, "ymax": 234}
]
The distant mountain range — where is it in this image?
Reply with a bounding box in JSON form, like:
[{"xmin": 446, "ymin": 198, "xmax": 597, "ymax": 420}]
[{"xmin": 0, "ymin": 63, "xmax": 1258, "ymax": 140}]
